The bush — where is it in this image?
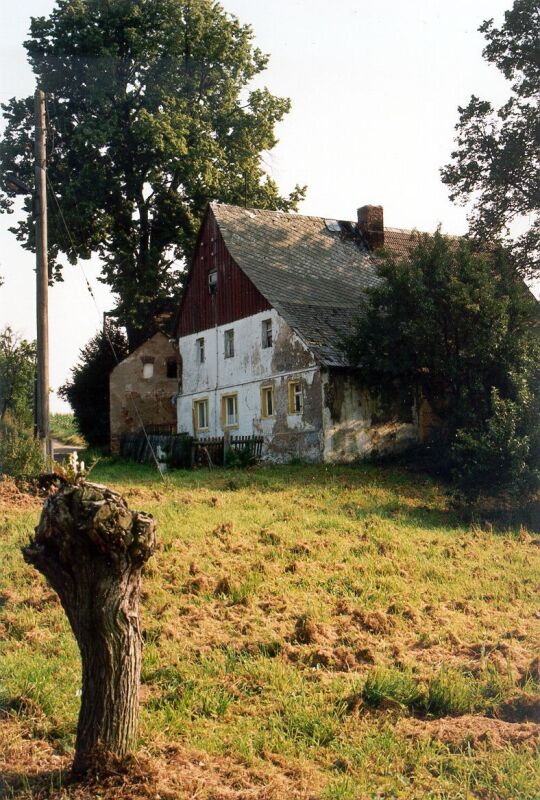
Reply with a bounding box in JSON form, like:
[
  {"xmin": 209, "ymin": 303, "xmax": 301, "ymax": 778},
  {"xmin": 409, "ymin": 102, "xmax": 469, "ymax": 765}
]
[
  {"xmin": 0, "ymin": 414, "xmax": 44, "ymax": 478},
  {"xmin": 347, "ymin": 235, "xmax": 540, "ymax": 504}
]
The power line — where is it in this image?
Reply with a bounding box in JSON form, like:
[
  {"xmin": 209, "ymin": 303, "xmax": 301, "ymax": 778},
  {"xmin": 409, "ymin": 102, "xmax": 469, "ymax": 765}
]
[{"xmin": 45, "ymin": 170, "xmax": 166, "ymax": 480}]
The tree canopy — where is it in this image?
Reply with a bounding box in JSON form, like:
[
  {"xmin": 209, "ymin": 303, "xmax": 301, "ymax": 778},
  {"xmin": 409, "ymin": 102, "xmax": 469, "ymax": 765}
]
[
  {"xmin": 346, "ymin": 233, "xmax": 540, "ymax": 502},
  {"xmin": 441, "ymin": 0, "xmax": 540, "ymax": 278},
  {"xmin": 0, "ymin": 0, "xmax": 305, "ymax": 348}
]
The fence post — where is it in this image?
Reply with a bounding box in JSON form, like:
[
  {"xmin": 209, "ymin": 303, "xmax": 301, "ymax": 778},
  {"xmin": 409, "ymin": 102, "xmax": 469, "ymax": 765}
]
[{"xmin": 223, "ymin": 431, "xmax": 231, "ymax": 466}]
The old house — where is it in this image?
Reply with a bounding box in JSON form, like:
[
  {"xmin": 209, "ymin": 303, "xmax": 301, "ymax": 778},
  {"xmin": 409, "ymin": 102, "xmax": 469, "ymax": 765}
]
[
  {"xmin": 174, "ymin": 202, "xmax": 423, "ymax": 462},
  {"xmin": 110, "ymin": 331, "xmax": 180, "ymax": 454}
]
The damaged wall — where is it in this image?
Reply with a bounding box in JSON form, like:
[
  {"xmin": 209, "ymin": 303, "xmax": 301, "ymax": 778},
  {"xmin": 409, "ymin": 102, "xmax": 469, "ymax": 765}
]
[
  {"xmin": 321, "ymin": 370, "xmax": 418, "ymax": 462},
  {"xmin": 110, "ymin": 332, "xmax": 179, "ymax": 454},
  {"xmin": 177, "ymin": 309, "xmax": 323, "ymax": 462}
]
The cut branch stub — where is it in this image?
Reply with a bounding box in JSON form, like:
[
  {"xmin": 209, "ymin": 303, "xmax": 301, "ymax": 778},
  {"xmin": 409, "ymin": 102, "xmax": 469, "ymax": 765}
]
[{"xmin": 23, "ymin": 480, "xmax": 157, "ymax": 777}]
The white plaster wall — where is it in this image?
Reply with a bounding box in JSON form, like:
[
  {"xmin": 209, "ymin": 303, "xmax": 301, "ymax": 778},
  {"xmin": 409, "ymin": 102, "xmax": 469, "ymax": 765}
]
[{"xmin": 177, "ymin": 310, "xmax": 320, "ymax": 459}]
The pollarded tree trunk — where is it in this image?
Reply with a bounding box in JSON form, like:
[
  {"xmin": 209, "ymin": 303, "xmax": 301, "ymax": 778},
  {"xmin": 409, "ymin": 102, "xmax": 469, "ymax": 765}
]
[{"xmin": 22, "ymin": 480, "xmax": 156, "ymax": 777}]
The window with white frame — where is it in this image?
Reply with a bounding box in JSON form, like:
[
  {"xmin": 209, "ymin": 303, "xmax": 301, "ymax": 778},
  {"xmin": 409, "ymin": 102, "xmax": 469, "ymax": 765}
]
[
  {"xmin": 261, "ymin": 385, "xmax": 274, "ymax": 417},
  {"xmin": 193, "ymin": 398, "xmax": 209, "ymax": 431},
  {"xmin": 224, "ymin": 328, "xmax": 234, "ymax": 358},
  {"xmin": 288, "ymin": 381, "xmax": 303, "ymax": 414},
  {"xmin": 221, "ymin": 393, "xmax": 238, "ymax": 428},
  {"xmin": 196, "ymin": 337, "xmax": 205, "ymax": 364},
  {"xmin": 262, "ymin": 319, "xmax": 273, "ymax": 348}
]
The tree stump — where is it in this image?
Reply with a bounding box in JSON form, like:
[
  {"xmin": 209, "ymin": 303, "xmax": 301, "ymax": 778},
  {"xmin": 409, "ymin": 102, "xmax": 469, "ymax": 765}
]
[{"xmin": 22, "ymin": 480, "xmax": 156, "ymax": 777}]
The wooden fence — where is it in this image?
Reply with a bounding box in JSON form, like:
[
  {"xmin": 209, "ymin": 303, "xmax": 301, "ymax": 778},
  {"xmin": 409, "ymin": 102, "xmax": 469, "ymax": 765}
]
[{"xmin": 120, "ymin": 431, "xmax": 264, "ymax": 469}]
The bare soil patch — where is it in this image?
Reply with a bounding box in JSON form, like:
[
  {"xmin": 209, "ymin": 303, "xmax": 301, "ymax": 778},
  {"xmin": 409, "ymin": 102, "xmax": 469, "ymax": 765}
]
[
  {"xmin": 0, "ymin": 717, "xmax": 322, "ymax": 800},
  {"xmin": 0, "ymin": 477, "xmax": 41, "ymax": 512},
  {"xmin": 397, "ymin": 714, "xmax": 540, "ymax": 751}
]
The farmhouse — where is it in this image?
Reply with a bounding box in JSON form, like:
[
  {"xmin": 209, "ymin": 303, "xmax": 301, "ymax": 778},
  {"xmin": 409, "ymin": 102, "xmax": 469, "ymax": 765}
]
[
  {"xmin": 109, "ymin": 331, "xmax": 180, "ymax": 454},
  {"xmin": 174, "ymin": 202, "xmax": 426, "ymax": 463}
]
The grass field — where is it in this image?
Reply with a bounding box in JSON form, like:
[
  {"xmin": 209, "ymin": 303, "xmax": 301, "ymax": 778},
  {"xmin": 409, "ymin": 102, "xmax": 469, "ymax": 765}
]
[
  {"xmin": 0, "ymin": 461, "xmax": 539, "ymax": 799},
  {"xmin": 48, "ymin": 415, "xmax": 86, "ymax": 448}
]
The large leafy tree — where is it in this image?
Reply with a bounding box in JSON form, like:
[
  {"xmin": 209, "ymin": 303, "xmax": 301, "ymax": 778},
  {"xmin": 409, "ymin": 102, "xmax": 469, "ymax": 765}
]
[
  {"xmin": 441, "ymin": 0, "xmax": 540, "ymax": 279},
  {"xmin": 346, "ymin": 233, "xmax": 540, "ymax": 502},
  {"xmin": 0, "ymin": 0, "xmax": 305, "ymax": 348}
]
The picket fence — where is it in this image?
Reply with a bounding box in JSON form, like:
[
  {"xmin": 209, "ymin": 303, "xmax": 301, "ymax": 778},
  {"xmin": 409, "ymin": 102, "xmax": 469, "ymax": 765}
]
[{"xmin": 119, "ymin": 431, "xmax": 264, "ymax": 468}]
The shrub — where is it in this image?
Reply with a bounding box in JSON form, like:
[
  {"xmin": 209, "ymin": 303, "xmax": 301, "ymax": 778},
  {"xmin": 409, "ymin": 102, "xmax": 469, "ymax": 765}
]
[{"xmin": 0, "ymin": 414, "xmax": 44, "ymax": 478}]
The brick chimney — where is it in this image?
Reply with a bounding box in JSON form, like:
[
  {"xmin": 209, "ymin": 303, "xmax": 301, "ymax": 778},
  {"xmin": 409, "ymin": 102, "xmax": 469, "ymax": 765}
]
[{"xmin": 357, "ymin": 205, "xmax": 384, "ymax": 250}]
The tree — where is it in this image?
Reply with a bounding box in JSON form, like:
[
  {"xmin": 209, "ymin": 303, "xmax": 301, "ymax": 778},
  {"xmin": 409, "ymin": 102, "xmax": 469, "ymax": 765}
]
[
  {"xmin": 23, "ymin": 479, "xmax": 156, "ymax": 776},
  {"xmin": 0, "ymin": 0, "xmax": 305, "ymax": 348},
  {"xmin": 346, "ymin": 232, "xmax": 540, "ymax": 502},
  {"xmin": 59, "ymin": 325, "xmax": 129, "ymax": 446},
  {"xmin": 0, "ymin": 327, "xmax": 44, "ymax": 476},
  {"xmin": 441, "ymin": 0, "xmax": 540, "ymax": 279},
  {"xmin": 0, "ymin": 326, "xmax": 36, "ymax": 423}
]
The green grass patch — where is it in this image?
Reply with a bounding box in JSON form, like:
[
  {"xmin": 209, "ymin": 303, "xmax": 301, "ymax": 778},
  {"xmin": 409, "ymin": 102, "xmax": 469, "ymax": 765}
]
[{"xmin": 1, "ymin": 462, "xmax": 539, "ymax": 799}]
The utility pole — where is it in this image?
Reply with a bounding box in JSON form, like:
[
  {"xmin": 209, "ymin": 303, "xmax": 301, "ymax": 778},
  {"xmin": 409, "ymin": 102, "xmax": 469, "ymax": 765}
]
[{"xmin": 34, "ymin": 89, "xmax": 50, "ymax": 464}]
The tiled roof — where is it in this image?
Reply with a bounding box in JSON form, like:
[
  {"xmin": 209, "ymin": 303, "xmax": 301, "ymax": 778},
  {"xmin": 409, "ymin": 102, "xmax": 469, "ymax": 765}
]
[{"xmin": 211, "ymin": 203, "xmax": 420, "ymax": 367}]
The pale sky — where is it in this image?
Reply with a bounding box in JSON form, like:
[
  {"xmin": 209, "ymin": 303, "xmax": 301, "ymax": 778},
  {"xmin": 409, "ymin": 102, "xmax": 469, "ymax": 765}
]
[{"xmin": 0, "ymin": 0, "xmax": 514, "ymax": 412}]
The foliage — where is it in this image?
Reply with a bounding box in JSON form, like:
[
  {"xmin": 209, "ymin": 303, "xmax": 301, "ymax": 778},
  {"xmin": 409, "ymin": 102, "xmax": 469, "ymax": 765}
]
[
  {"xmin": 0, "ymin": 0, "xmax": 306, "ymax": 348},
  {"xmin": 441, "ymin": 0, "xmax": 540, "ymax": 278},
  {"xmin": 0, "ymin": 326, "xmax": 36, "ymax": 425},
  {"xmin": 1, "ymin": 463, "xmax": 539, "ymax": 798},
  {"xmin": 0, "ymin": 413, "xmax": 44, "ymax": 477},
  {"xmin": 59, "ymin": 325, "xmax": 128, "ymax": 447},
  {"xmin": 0, "ymin": 328, "xmax": 42, "ymax": 477},
  {"xmin": 346, "ymin": 232, "xmax": 540, "ymax": 501}
]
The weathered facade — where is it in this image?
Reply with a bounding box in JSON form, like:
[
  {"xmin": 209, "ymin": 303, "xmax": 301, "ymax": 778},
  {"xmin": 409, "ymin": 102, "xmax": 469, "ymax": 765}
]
[
  {"xmin": 110, "ymin": 332, "xmax": 179, "ymax": 454},
  {"xmin": 174, "ymin": 203, "xmax": 419, "ymax": 462}
]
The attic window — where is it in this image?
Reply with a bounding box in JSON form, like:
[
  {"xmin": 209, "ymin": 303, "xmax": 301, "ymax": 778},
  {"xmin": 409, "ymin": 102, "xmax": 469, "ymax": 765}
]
[
  {"xmin": 262, "ymin": 319, "xmax": 273, "ymax": 348},
  {"xmin": 142, "ymin": 362, "xmax": 154, "ymax": 380},
  {"xmin": 208, "ymin": 269, "xmax": 218, "ymax": 295},
  {"xmin": 166, "ymin": 358, "xmax": 178, "ymax": 379}
]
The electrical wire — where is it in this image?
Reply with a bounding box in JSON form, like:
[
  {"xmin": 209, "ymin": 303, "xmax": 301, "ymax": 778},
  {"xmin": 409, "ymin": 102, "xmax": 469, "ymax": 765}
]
[{"xmin": 45, "ymin": 170, "xmax": 166, "ymax": 480}]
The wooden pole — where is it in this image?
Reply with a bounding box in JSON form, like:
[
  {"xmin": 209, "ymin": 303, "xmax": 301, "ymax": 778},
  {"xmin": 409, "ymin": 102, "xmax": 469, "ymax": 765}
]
[{"xmin": 34, "ymin": 89, "xmax": 50, "ymax": 464}]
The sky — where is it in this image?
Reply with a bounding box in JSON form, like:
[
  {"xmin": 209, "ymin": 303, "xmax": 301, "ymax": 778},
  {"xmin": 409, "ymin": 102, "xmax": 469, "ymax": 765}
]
[{"xmin": 0, "ymin": 0, "xmax": 515, "ymax": 412}]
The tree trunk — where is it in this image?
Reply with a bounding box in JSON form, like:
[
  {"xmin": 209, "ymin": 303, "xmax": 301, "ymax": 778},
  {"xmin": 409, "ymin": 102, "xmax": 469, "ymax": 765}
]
[{"xmin": 22, "ymin": 480, "xmax": 156, "ymax": 777}]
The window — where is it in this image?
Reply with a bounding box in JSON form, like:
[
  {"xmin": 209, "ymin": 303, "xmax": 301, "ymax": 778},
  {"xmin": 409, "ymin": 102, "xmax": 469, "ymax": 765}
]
[
  {"xmin": 142, "ymin": 361, "xmax": 154, "ymax": 379},
  {"xmin": 261, "ymin": 385, "xmax": 274, "ymax": 418},
  {"xmin": 166, "ymin": 358, "xmax": 178, "ymax": 379},
  {"xmin": 224, "ymin": 328, "xmax": 234, "ymax": 358},
  {"xmin": 193, "ymin": 398, "xmax": 209, "ymax": 432},
  {"xmin": 221, "ymin": 393, "xmax": 238, "ymax": 428},
  {"xmin": 288, "ymin": 381, "xmax": 303, "ymax": 414},
  {"xmin": 208, "ymin": 269, "xmax": 218, "ymax": 295},
  {"xmin": 196, "ymin": 337, "xmax": 205, "ymax": 364},
  {"xmin": 262, "ymin": 319, "xmax": 273, "ymax": 348}
]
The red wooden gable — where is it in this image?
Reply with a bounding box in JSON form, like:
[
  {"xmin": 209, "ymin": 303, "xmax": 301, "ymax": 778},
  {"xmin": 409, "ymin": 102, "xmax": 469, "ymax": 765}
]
[{"xmin": 177, "ymin": 207, "xmax": 271, "ymax": 337}]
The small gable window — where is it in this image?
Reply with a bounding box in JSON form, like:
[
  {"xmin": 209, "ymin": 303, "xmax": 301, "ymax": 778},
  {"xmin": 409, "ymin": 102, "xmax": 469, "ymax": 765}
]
[
  {"xmin": 142, "ymin": 357, "xmax": 155, "ymax": 380},
  {"xmin": 196, "ymin": 337, "xmax": 205, "ymax": 364},
  {"xmin": 224, "ymin": 329, "xmax": 234, "ymax": 358},
  {"xmin": 262, "ymin": 319, "xmax": 273, "ymax": 348},
  {"xmin": 166, "ymin": 358, "xmax": 178, "ymax": 379},
  {"xmin": 208, "ymin": 269, "xmax": 218, "ymax": 295}
]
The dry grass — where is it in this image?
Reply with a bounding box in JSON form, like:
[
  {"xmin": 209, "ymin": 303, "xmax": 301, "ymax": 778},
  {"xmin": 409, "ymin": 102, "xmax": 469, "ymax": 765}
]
[{"xmin": 1, "ymin": 461, "xmax": 539, "ymax": 799}]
